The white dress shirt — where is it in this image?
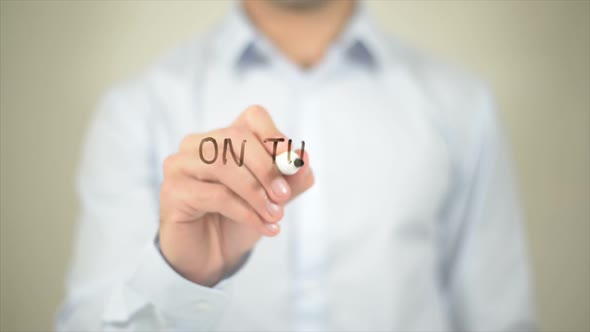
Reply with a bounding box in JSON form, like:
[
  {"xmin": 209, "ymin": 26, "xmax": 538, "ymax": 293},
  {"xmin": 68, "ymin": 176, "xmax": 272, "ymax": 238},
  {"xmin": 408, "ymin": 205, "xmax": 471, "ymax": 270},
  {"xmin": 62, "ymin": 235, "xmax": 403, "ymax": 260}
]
[{"xmin": 57, "ymin": 5, "xmax": 535, "ymax": 332}]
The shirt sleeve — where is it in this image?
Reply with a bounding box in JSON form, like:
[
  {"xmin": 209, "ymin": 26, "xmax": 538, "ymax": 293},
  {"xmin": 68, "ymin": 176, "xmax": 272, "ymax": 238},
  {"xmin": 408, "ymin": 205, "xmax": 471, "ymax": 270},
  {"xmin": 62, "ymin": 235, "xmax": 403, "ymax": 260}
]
[
  {"xmin": 55, "ymin": 82, "xmax": 229, "ymax": 331},
  {"xmin": 440, "ymin": 87, "xmax": 536, "ymax": 331}
]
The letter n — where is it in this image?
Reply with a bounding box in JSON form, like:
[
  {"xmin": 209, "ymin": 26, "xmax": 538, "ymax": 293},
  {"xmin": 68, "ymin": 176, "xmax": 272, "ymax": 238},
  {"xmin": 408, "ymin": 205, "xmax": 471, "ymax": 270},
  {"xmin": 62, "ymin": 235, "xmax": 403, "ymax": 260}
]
[{"xmin": 223, "ymin": 138, "xmax": 246, "ymax": 167}]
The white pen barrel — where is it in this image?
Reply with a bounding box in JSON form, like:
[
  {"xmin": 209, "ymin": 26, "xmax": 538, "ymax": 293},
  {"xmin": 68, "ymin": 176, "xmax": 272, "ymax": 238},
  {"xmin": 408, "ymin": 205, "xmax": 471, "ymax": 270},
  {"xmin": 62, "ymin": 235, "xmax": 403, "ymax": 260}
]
[{"xmin": 275, "ymin": 151, "xmax": 303, "ymax": 175}]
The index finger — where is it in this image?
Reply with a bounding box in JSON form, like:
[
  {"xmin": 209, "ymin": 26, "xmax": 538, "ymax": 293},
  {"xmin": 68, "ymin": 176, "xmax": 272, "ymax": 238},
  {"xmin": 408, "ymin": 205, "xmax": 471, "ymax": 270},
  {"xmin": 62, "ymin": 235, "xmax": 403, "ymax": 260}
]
[
  {"xmin": 232, "ymin": 105, "xmax": 313, "ymax": 199},
  {"xmin": 232, "ymin": 105, "xmax": 288, "ymax": 157}
]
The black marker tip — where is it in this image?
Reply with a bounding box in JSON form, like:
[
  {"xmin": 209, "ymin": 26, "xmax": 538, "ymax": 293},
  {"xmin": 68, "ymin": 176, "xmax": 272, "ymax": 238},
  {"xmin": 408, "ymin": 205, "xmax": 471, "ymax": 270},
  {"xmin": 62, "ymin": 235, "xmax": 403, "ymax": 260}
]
[{"xmin": 294, "ymin": 158, "xmax": 304, "ymax": 167}]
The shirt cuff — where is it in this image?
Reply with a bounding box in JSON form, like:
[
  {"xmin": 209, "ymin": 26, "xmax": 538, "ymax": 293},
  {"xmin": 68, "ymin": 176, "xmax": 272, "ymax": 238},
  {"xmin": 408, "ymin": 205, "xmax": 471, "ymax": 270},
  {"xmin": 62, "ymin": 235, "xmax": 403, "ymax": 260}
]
[{"xmin": 125, "ymin": 238, "xmax": 230, "ymax": 329}]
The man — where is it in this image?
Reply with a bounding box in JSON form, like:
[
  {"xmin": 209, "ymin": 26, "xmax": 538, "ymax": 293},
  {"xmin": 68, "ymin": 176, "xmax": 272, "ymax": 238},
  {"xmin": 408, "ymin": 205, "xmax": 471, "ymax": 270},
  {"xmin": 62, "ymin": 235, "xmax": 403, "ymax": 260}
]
[{"xmin": 57, "ymin": 0, "xmax": 535, "ymax": 330}]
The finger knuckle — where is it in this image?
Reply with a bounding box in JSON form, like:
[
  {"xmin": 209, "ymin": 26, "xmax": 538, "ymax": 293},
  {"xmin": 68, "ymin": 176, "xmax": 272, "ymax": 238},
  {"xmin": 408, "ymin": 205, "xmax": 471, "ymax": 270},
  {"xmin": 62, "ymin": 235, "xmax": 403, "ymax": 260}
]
[
  {"xmin": 225, "ymin": 126, "xmax": 249, "ymax": 140},
  {"xmin": 163, "ymin": 155, "xmax": 179, "ymax": 175},
  {"xmin": 224, "ymin": 126, "xmax": 240, "ymax": 138},
  {"xmin": 179, "ymin": 134, "xmax": 197, "ymax": 151},
  {"xmin": 244, "ymin": 105, "xmax": 268, "ymax": 123}
]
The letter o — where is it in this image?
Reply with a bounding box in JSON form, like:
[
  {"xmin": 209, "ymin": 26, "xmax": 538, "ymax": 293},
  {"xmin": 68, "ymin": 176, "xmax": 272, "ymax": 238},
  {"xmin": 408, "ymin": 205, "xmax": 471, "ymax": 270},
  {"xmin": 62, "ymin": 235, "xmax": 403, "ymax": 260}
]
[{"xmin": 199, "ymin": 137, "xmax": 218, "ymax": 164}]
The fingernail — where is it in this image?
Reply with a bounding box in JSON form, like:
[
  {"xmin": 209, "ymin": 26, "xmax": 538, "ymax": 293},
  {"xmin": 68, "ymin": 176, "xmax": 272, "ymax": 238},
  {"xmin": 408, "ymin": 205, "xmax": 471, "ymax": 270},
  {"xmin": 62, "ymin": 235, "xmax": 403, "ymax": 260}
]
[
  {"xmin": 265, "ymin": 222, "xmax": 280, "ymax": 234},
  {"xmin": 266, "ymin": 200, "xmax": 283, "ymax": 218},
  {"xmin": 271, "ymin": 178, "xmax": 290, "ymax": 198}
]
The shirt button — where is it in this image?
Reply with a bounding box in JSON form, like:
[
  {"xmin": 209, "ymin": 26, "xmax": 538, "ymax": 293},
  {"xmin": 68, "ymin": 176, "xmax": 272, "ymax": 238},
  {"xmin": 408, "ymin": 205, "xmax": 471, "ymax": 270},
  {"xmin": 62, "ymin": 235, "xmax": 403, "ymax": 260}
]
[{"xmin": 194, "ymin": 300, "xmax": 210, "ymax": 312}]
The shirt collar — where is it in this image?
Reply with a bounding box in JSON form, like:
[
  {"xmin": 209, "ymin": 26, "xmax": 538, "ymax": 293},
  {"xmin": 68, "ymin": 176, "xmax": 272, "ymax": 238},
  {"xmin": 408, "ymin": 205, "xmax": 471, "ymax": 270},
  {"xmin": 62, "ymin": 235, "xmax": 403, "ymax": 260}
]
[
  {"xmin": 333, "ymin": 3, "xmax": 384, "ymax": 68},
  {"xmin": 214, "ymin": 2, "xmax": 386, "ymax": 71}
]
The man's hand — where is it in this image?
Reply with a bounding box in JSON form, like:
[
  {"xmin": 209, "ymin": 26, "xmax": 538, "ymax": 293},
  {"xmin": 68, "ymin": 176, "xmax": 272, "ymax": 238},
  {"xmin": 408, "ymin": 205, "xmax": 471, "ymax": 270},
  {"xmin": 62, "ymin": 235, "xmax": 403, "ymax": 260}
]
[{"xmin": 159, "ymin": 105, "xmax": 314, "ymax": 287}]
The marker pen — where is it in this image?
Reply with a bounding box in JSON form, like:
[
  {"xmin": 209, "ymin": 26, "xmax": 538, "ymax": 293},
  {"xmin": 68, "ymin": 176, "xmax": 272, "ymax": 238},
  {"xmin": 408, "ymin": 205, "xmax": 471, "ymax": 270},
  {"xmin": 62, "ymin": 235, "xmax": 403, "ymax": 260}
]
[{"xmin": 275, "ymin": 151, "xmax": 304, "ymax": 175}]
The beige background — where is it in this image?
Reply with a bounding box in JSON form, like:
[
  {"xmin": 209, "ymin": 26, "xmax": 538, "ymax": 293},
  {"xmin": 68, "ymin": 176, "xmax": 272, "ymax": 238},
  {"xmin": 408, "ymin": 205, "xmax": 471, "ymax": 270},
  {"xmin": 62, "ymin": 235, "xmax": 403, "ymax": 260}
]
[{"xmin": 1, "ymin": 1, "xmax": 589, "ymax": 331}]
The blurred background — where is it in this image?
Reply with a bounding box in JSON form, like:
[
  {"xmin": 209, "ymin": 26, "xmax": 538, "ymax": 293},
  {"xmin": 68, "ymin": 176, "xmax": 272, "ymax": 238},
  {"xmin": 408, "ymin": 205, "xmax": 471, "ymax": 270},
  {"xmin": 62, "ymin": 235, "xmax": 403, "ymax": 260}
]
[{"xmin": 1, "ymin": 1, "xmax": 588, "ymax": 331}]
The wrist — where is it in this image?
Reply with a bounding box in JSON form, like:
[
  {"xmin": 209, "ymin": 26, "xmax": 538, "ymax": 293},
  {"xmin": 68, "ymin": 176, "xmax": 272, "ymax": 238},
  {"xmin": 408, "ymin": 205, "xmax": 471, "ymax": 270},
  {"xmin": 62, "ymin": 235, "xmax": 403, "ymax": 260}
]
[{"xmin": 159, "ymin": 222, "xmax": 225, "ymax": 287}]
